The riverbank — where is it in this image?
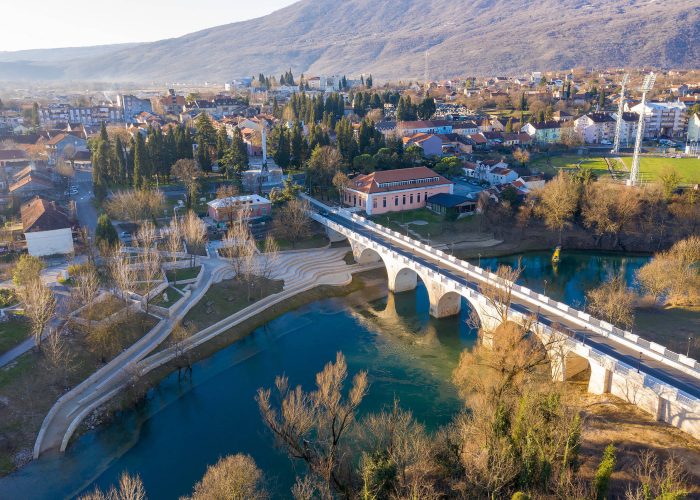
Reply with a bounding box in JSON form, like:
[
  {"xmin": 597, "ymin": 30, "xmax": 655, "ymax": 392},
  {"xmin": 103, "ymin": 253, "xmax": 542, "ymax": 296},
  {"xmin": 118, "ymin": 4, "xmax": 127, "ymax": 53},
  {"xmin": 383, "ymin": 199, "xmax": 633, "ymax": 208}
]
[{"xmin": 76, "ymin": 269, "xmax": 388, "ymax": 442}]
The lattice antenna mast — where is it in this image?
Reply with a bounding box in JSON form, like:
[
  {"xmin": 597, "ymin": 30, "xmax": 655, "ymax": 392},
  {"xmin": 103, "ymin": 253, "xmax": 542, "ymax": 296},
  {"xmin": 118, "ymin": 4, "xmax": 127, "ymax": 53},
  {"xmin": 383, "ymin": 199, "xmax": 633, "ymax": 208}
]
[
  {"xmin": 612, "ymin": 73, "xmax": 629, "ymax": 153},
  {"xmin": 629, "ymin": 72, "xmax": 656, "ymax": 186}
]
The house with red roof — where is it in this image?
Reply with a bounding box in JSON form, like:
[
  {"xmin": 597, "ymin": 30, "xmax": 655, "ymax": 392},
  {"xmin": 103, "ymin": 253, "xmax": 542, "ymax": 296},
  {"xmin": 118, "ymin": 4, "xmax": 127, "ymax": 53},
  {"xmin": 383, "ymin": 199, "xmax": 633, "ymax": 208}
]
[{"xmin": 342, "ymin": 166, "xmax": 453, "ymax": 215}]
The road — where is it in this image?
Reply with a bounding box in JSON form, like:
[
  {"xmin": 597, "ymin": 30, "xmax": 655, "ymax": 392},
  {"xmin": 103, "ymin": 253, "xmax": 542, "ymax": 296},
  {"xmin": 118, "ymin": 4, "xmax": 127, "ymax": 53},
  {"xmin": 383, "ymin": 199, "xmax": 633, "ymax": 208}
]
[
  {"xmin": 73, "ymin": 169, "xmax": 98, "ymax": 233},
  {"xmin": 322, "ymin": 210, "xmax": 700, "ymax": 400}
]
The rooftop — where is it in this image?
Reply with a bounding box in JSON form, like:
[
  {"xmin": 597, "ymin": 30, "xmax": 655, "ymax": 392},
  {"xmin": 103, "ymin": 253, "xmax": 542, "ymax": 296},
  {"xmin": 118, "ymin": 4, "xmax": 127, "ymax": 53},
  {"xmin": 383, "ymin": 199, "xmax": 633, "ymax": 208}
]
[
  {"xmin": 21, "ymin": 197, "xmax": 71, "ymax": 232},
  {"xmin": 348, "ymin": 166, "xmax": 451, "ymax": 194}
]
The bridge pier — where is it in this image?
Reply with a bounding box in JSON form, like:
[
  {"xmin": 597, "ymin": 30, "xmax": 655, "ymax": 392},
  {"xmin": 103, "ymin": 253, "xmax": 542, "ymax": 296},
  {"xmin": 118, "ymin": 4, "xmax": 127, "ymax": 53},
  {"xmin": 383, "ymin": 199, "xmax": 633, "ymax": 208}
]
[
  {"xmin": 588, "ymin": 363, "xmax": 612, "ymax": 395},
  {"xmin": 325, "ymin": 226, "xmax": 347, "ymax": 243}
]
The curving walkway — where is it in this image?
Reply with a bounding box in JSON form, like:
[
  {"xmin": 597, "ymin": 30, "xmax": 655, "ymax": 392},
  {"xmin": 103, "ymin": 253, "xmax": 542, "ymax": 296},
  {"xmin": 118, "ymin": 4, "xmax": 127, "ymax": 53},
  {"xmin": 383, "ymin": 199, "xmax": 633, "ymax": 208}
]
[{"xmin": 33, "ymin": 246, "xmax": 367, "ymax": 457}]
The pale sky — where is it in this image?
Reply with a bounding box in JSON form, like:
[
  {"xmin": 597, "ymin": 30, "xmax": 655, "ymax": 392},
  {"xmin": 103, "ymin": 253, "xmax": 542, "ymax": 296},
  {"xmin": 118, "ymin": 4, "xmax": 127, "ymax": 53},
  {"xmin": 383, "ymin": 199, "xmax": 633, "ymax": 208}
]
[{"xmin": 1, "ymin": 0, "xmax": 299, "ymax": 52}]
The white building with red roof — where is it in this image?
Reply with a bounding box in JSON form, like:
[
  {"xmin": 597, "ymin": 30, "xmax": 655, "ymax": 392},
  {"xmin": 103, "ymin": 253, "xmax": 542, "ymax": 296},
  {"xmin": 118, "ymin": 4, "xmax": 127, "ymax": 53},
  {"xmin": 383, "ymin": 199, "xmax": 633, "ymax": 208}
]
[{"xmin": 342, "ymin": 166, "xmax": 453, "ymax": 215}]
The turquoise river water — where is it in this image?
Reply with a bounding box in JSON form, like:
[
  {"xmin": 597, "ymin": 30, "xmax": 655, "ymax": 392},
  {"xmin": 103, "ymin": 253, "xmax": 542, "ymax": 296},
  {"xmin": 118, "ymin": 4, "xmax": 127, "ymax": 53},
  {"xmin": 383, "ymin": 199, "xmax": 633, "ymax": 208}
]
[{"xmin": 0, "ymin": 251, "xmax": 652, "ymax": 499}]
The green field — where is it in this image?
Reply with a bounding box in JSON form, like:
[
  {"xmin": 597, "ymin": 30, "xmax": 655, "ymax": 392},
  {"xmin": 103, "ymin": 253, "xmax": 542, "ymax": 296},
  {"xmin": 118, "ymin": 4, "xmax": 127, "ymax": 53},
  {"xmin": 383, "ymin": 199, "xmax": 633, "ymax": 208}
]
[
  {"xmin": 528, "ymin": 155, "xmax": 612, "ymax": 177},
  {"xmin": 618, "ymin": 156, "xmax": 700, "ymax": 184}
]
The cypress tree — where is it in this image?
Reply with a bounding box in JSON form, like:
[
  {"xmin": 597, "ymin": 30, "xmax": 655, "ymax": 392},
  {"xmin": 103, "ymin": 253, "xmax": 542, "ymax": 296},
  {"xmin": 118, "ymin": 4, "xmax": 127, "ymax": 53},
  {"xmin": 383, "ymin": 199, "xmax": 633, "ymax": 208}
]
[{"xmin": 133, "ymin": 132, "xmax": 145, "ymax": 188}]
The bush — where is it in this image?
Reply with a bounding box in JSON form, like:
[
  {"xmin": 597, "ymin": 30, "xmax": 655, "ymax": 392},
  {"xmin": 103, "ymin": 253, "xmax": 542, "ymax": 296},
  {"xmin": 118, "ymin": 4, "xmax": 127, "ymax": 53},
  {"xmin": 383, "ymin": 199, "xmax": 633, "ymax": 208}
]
[{"xmin": 0, "ymin": 288, "xmax": 17, "ymax": 307}]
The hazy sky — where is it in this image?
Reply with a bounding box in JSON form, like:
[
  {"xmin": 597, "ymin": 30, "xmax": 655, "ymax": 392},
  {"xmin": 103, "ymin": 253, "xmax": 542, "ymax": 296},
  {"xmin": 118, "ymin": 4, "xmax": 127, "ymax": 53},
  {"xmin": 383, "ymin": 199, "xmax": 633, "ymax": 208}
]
[{"xmin": 1, "ymin": 0, "xmax": 299, "ymax": 52}]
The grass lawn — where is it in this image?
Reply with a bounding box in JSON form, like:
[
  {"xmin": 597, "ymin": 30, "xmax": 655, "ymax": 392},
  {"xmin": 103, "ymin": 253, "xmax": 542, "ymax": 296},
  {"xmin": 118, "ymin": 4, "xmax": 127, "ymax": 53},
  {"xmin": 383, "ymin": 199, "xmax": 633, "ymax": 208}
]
[
  {"xmin": 79, "ymin": 294, "xmax": 125, "ymax": 321},
  {"xmin": 183, "ymin": 277, "xmax": 284, "ymax": 332},
  {"xmin": 0, "ymin": 311, "xmax": 157, "ymax": 475},
  {"xmin": 0, "ymin": 317, "xmax": 30, "ymax": 355},
  {"xmin": 371, "ymin": 208, "xmax": 484, "ymax": 240},
  {"xmin": 528, "ymin": 155, "xmax": 611, "ymax": 177},
  {"xmin": 166, "ymin": 266, "xmax": 201, "ymax": 283},
  {"xmin": 133, "ymin": 281, "xmax": 163, "ymax": 296},
  {"xmin": 618, "ymin": 156, "xmax": 700, "ymax": 184},
  {"xmin": 151, "ymin": 286, "xmax": 184, "ymax": 308}
]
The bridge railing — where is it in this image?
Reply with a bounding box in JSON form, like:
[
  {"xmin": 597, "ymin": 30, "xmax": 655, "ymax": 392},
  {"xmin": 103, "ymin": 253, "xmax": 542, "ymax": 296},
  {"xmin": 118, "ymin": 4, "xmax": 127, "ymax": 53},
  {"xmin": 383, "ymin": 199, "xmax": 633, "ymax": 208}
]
[
  {"xmin": 340, "ymin": 211, "xmax": 700, "ymax": 377},
  {"xmin": 316, "ymin": 211, "xmax": 700, "ymax": 409}
]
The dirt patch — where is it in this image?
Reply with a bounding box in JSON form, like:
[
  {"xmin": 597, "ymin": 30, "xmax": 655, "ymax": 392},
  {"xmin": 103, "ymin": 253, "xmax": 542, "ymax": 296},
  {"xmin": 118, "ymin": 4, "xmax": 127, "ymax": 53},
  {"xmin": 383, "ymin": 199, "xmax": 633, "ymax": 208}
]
[{"xmin": 565, "ymin": 376, "xmax": 700, "ymax": 496}]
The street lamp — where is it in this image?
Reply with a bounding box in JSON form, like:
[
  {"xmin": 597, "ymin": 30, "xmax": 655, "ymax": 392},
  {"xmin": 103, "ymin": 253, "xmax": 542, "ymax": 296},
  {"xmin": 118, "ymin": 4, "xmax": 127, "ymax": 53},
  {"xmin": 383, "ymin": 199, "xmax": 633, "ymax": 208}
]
[
  {"xmin": 687, "ymin": 337, "xmax": 695, "ymax": 357},
  {"xmin": 543, "ymin": 279, "xmax": 548, "ymax": 296},
  {"xmin": 637, "ymin": 352, "xmax": 643, "ymax": 373}
]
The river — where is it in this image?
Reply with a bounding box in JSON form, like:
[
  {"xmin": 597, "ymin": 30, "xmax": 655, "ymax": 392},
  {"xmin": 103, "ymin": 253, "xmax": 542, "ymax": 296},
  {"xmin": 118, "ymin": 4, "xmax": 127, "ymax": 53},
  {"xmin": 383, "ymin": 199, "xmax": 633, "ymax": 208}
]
[{"xmin": 0, "ymin": 251, "xmax": 653, "ymax": 499}]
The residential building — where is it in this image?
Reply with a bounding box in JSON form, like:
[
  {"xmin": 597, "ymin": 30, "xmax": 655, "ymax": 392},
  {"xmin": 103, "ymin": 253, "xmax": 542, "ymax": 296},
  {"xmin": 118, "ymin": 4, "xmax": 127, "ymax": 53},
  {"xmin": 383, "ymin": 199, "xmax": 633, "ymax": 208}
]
[
  {"xmin": 396, "ymin": 120, "xmax": 453, "ymax": 136},
  {"xmin": 521, "ymin": 121, "xmax": 561, "ymax": 143},
  {"xmin": 552, "ymin": 110, "xmax": 573, "ymax": 122},
  {"xmin": 342, "ymin": 166, "xmax": 453, "ymax": 215},
  {"xmin": 9, "ymin": 166, "xmax": 54, "ymax": 198},
  {"xmin": 687, "ymin": 113, "xmax": 700, "ymax": 143},
  {"xmin": 21, "ymin": 197, "xmax": 74, "ymax": 256},
  {"xmin": 39, "ymin": 104, "xmax": 123, "ymax": 127},
  {"xmin": 160, "ymin": 89, "xmax": 186, "ymax": 115},
  {"xmin": 207, "ymin": 194, "xmax": 272, "ymax": 222},
  {"xmin": 402, "ymin": 133, "xmax": 443, "ymax": 157},
  {"xmin": 574, "ymin": 113, "xmax": 616, "ymax": 144},
  {"xmin": 628, "ymin": 101, "xmax": 688, "ymax": 138},
  {"xmin": 117, "ymin": 95, "xmax": 153, "ymax": 122},
  {"xmin": 486, "ymin": 166, "xmax": 518, "ymax": 185},
  {"xmin": 451, "ymin": 121, "xmax": 480, "ymax": 136},
  {"xmin": 611, "ymin": 112, "xmax": 640, "ymax": 147},
  {"xmin": 45, "ymin": 133, "xmax": 88, "ymax": 165}
]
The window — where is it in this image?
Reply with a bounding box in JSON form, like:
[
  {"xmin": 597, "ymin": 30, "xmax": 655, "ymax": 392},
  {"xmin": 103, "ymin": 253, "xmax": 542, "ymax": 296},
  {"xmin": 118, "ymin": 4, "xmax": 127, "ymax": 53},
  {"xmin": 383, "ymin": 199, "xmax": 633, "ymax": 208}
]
[
  {"xmin": 382, "ymin": 197, "xmax": 387, "ymax": 208},
  {"xmin": 410, "ymin": 194, "xmax": 413, "ymax": 204},
  {"xmin": 417, "ymin": 193, "xmax": 421, "ymax": 203},
  {"xmin": 394, "ymin": 197, "xmax": 399, "ymax": 206},
  {"xmin": 402, "ymin": 195, "xmax": 406, "ymax": 205},
  {"xmin": 373, "ymin": 198, "xmax": 377, "ymax": 208}
]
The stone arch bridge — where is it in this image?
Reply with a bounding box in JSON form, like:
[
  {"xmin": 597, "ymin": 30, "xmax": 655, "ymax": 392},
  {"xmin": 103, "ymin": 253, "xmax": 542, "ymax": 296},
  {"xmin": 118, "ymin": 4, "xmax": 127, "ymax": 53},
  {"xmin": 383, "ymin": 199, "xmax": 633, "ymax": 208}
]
[{"xmin": 303, "ymin": 197, "xmax": 700, "ymax": 440}]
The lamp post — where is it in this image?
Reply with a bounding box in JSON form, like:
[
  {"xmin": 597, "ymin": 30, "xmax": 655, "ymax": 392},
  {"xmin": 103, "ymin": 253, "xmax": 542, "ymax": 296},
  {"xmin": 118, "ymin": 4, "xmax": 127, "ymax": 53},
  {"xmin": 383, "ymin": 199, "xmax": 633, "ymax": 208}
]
[
  {"xmin": 688, "ymin": 337, "xmax": 694, "ymax": 358},
  {"xmin": 543, "ymin": 279, "xmax": 548, "ymax": 296},
  {"xmin": 637, "ymin": 352, "xmax": 643, "ymax": 373}
]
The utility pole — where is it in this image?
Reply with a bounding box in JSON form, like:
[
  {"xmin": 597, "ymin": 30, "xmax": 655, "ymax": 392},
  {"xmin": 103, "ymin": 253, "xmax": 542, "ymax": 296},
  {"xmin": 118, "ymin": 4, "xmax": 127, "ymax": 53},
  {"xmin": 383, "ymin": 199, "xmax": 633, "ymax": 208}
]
[
  {"xmin": 629, "ymin": 72, "xmax": 656, "ymax": 186},
  {"xmin": 612, "ymin": 73, "xmax": 629, "ymax": 154},
  {"xmin": 424, "ymin": 51, "xmax": 430, "ymax": 91}
]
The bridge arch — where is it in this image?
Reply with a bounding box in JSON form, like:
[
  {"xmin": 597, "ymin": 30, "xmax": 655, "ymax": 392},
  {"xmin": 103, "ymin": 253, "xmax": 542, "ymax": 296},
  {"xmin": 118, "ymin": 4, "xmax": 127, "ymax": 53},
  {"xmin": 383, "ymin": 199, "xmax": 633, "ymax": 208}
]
[{"xmin": 431, "ymin": 290, "xmax": 462, "ymax": 319}]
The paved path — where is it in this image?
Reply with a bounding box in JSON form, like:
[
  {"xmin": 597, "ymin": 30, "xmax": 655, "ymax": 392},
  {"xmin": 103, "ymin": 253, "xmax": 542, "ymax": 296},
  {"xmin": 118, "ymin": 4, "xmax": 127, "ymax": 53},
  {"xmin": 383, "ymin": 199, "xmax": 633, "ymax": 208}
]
[{"xmin": 33, "ymin": 247, "xmax": 359, "ymax": 457}]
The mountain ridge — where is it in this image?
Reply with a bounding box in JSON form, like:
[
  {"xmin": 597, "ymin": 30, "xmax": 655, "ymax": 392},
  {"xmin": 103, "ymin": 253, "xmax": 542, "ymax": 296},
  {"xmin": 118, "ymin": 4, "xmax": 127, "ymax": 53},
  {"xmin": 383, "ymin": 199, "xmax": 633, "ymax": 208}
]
[{"xmin": 1, "ymin": 0, "xmax": 698, "ymax": 82}]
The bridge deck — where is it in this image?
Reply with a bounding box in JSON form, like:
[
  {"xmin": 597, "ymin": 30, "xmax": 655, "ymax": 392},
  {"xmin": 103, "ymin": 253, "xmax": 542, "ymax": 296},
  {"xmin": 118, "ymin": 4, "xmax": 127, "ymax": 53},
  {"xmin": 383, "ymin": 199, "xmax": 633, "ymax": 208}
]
[{"xmin": 320, "ymin": 209, "xmax": 700, "ymax": 400}]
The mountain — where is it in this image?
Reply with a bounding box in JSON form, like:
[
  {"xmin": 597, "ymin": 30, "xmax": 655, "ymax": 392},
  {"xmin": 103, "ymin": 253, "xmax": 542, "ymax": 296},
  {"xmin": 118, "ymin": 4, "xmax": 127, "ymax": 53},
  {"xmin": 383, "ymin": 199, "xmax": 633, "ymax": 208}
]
[{"xmin": 1, "ymin": 0, "xmax": 698, "ymax": 82}]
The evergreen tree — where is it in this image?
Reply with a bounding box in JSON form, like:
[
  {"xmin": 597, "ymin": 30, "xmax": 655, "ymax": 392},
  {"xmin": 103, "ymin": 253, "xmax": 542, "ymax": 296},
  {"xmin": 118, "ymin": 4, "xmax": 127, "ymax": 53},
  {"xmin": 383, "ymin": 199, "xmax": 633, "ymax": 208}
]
[
  {"xmin": 195, "ymin": 112, "xmax": 217, "ymax": 148},
  {"xmin": 197, "ymin": 136, "xmax": 212, "ymax": 172},
  {"xmin": 290, "ymin": 121, "xmax": 307, "ymax": 168},
  {"xmin": 31, "ymin": 102, "xmax": 40, "ymax": 129},
  {"xmin": 417, "ymin": 97, "xmax": 436, "ymax": 120},
  {"xmin": 112, "ymin": 137, "xmax": 127, "ymax": 184},
  {"xmin": 598, "ymin": 90, "xmax": 606, "ymax": 109},
  {"xmin": 272, "ymin": 126, "xmax": 291, "ymax": 169},
  {"xmin": 95, "ymin": 214, "xmax": 118, "ymax": 248},
  {"xmin": 133, "ymin": 132, "xmax": 146, "ymax": 188},
  {"xmin": 366, "ymin": 74, "xmax": 373, "ymax": 89},
  {"xmin": 216, "ymin": 126, "xmax": 229, "ymax": 164},
  {"xmin": 505, "ymin": 118, "xmax": 513, "ymax": 133}
]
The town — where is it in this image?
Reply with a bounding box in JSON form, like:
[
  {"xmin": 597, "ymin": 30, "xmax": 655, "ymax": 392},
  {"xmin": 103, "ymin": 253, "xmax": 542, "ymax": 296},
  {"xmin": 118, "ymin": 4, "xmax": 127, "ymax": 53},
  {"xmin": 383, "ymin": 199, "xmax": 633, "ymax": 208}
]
[{"xmin": 0, "ymin": 65, "xmax": 699, "ymax": 499}]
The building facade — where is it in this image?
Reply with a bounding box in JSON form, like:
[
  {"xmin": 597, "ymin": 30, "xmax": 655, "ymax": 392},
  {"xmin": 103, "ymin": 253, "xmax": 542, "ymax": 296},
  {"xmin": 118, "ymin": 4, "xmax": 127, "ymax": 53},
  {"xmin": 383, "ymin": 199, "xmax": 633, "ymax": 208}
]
[{"xmin": 342, "ymin": 166, "xmax": 453, "ymax": 215}]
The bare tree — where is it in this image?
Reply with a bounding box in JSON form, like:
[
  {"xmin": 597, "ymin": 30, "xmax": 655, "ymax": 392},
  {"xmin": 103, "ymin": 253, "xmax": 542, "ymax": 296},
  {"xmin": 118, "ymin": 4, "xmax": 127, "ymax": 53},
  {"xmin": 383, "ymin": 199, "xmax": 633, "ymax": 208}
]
[
  {"xmin": 625, "ymin": 451, "xmax": 689, "ymax": 500},
  {"xmin": 221, "ymin": 206, "xmax": 255, "ymax": 280},
  {"xmin": 20, "ymin": 278, "xmax": 56, "ymax": 347},
  {"xmin": 535, "ymin": 171, "xmax": 580, "ymax": 245},
  {"xmin": 582, "ymin": 182, "xmax": 642, "ymax": 249},
  {"xmin": 171, "ymin": 321, "xmax": 195, "ymax": 379},
  {"xmin": 165, "ymin": 218, "xmax": 183, "ymax": 284},
  {"xmin": 332, "ymin": 171, "xmax": 351, "ymax": 206},
  {"xmin": 171, "ymin": 158, "xmax": 202, "ymax": 207},
  {"xmin": 110, "ymin": 245, "xmax": 137, "ymax": 306},
  {"xmin": 42, "ymin": 327, "xmax": 74, "ymax": 386},
  {"xmin": 71, "ymin": 263, "xmax": 101, "ymax": 331},
  {"xmin": 181, "ymin": 211, "xmax": 208, "ymax": 266},
  {"xmin": 256, "ymin": 352, "xmax": 368, "ymax": 498},
  {"xmin": 586, "ymin": 274, "xmax": 636, "ymax": 329},
  {"xmin": 214, "ymin": 184, "xmax": 241, "ymax": 226},
  {"xmin": 272, "ymin": 198, "xmax": 311, "ymax": 248},
  {"xmin": 106, "ymin": 189, "xmax": 165, "ymax": 223},
  {"xmin": 258, "ymin": 234, "xmax": 280, "ymax": 296},
  {"xmin": 135, "ymin": 221, "xmax": 162, "ymax": 314},
  {"xmin": 187, "ymin": 454, "xmax": 267, "ymax": 500},
  {"xmin": 79, "ymin": 472, "xmax": 146, "ymax": 500}
]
